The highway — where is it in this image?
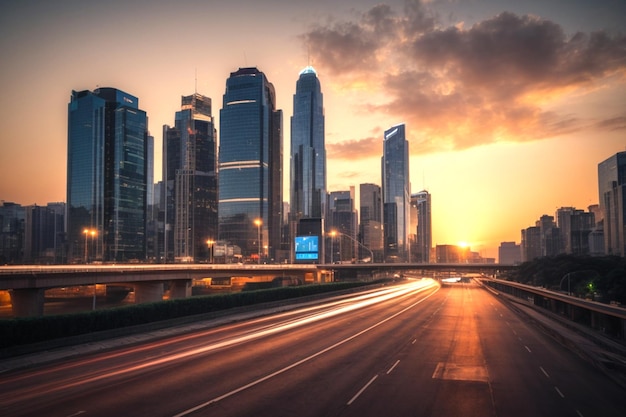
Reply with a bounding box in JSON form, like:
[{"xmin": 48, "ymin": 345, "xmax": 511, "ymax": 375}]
[{"xmin": 1, "ymin": 279, "xmax": 624, "ymax": 417}]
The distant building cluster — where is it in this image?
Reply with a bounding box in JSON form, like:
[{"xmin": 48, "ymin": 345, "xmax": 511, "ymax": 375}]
[
  {"xmin": 1, "ymin": 66, "xmax": 434, "ymax": 265},
  {"xmin": 498, "ymin": 151, "xmax": 626, "ymax": 264}
]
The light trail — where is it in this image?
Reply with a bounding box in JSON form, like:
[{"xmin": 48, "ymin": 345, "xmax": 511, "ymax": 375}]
[{"xmin": 0, "ymin": 280, "xmax": 438, "ymax": 408}]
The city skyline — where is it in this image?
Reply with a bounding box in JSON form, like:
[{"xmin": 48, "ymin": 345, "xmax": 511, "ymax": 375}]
[{"xmin": 1, "ymin": 0, "xmax": 625, "ymax": 259}]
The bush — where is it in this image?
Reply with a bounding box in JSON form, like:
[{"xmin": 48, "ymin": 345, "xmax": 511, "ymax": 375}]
[{"xmin": 0, "ymin": 282, "xmax": 370, "ymax": 349}]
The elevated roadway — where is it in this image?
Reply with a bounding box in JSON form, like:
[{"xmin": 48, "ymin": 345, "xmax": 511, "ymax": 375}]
[{"xmin": 0, "ymin": 263, "xmax": 515, "ymax": 316}]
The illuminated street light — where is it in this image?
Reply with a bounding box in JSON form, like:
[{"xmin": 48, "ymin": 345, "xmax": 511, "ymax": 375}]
[
  {"xmin": 329, "ymin": 230, "xmax": 337, "ymax": 264},
  {"xmin": 83, "ymin": 228, "xmax": 97, "ymax": 263},
  {"xmin": 330, "ymin": 229, "xmax": 373, "ymax": 263},
  {"xmin": 254, "ymin": 219, "xmax": 262, "ymax": 264},
  {"xmin": 207, "ymin": 239, "xmax": 215, "ymax": 264}
]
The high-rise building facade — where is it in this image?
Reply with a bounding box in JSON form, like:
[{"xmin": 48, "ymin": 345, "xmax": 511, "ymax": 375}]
[
  {"xmin": 498, "ymin": 241, "xmax": 521, "ymax": 265},
  {"xmin": 598, "ymin": 152, "xmax": 626, "ymax": 256},
  {"xmin": 412, "ymin": 190, "xmax": 432, "ymax": 263},
  {"xmin": 521, "ymin": 226, "xmax": 542, "ymax": 262},
  {"xmin": 290, "ymin": 66, "xmax": 326, "ymax": 221},
  {"xmin": 24, "ymin": 203, "xmax": 65, "ymax": 264},
  {"xmin": 327, "ymin": 188, "xmax": 357, "ymax": 263},
  {"xmin": 556, "ymin": 207, "xmax": 595, "ymax": 255},
  {"xmin": 382, "ymin": 124, "xmax": 410, "ymax": 261},
  {"xmin": 67, "ymin": 88, "xmax": 148, "ymax": 262},
  {"xmin": 0, "ymin": 202, "xmax": 25, "ymax": 264},
  {"xmin": 359, "ymin": 183, "xmax": 384, "ymax": 262},
  {"xmin": 218, "ymin": 68, "xmax": 283, "ymax": 261},
  {"xmin": 163, "ymin": 93, "xmax": 218, "ymax": 262}
]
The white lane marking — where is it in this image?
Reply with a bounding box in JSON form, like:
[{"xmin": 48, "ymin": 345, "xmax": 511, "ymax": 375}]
[
  {"xmin": 172, "ymin": 283, "xmax": 439, "ymax": 417},
  {"xmin": 412, "ymin": 339, "xmax": 417, "ymax": 344},
  {"xmin": 539, "ymin": 366, "xmax": 549, "ymax": 378},
  {"xmin": 347, "ymin": 375, "xmax": 379, "ymax": 405},
  {"xmin": 576, "ymin": 409, "xmax": 584, "ymax": 417},
  {"xmin": 554, "ymin": 386, "xmax": 565, "ymax": 398},
  {"xmin": 524, "ymin": 345, "xmax": 532, "ymax": 353},
  {"xmin": 66, "ymin": 412, "xmax": 86, "ymax": 417},
  {"xmin": 386, "ymin": 360, "xmax": 400, "ymax": 375}
]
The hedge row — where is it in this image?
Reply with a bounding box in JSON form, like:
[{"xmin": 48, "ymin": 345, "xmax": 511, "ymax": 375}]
[{"xmin": 0, "ymin": 282, "xmax": 370, "ymax": 349}]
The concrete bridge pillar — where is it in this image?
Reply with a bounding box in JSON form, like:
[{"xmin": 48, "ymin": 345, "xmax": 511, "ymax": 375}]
[
  {"xmin": 133, "ymin": 282, "xmax": 164, "ymax": 304},
  {"xmin": 10, "ymin": 288, "xmax": 45, "ymax": 317},
  {"xmin": 169, "ymin": 279, "xmax": 192, "ymax": 299}
]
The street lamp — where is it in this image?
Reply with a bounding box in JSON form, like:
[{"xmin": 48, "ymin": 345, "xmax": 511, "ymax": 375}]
[
  {"xmin": 331, "ymin": 229, "xmax": 373, "ymax": 263},
  {"xmin": 207, "ymin": 239, "xmax": 215, "ymax": 264},
  {"xmin": 83, "ymin": 228, "xmax": 97, "ymax": 263},
  {"xmin": 560, "ymin": 272, "xmax": 572, "ymax": 296},
  {"xmin": 329, "ymin": 230, "xmax": 337, "ymax": 264},
  {"xmin": 83, "ymin": 229, "xmax": 89, "ymax": 263},
  {"xmin": 254, "ymin": 218, "xmax": 262, "ymax": 264}
]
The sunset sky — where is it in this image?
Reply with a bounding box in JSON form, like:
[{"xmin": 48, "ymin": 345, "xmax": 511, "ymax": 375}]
[{"xmin": 1, "ymin": 0, "xmax": 624, "ymax": 259}]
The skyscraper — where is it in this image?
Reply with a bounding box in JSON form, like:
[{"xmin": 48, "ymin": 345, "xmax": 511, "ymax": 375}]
[
  {"xmin": 327, "ymin": 188, "xmax": 357, "ymax": 263},
  {"xmin": 412, "ymin": 190, "xmax": 432, "ymax": 263},
  {"xmin": 163, "ymin": 93, "xmax": 218, "ymax": 262},
  {"xmin": 290, "ymin": 66, "xmax": 326, "ymax": 221},
  {"xmin": 218, "ymin": 68, "xmax": 283, "ymax": 261},
  {"xmin": 598, "ymin": 152, "xmax": 626, "ymax": 256},
  {"xmin": 360, "ymin": 183, "xmax": 383, "ymax": 262},
  {"xmin": 382, "ymin": 124, "xmax": 410, "ymax": 261},
  {"xmin": 67, "ymin": 88, "xmax": 148, "ymax": 262}
]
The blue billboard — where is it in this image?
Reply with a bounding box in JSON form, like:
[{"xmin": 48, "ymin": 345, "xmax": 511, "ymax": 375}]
[{"xmin": 295, "ymin": 235, "xmax": 319, "ymax": 261}]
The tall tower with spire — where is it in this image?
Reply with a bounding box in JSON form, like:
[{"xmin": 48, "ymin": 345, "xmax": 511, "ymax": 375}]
[{"xmin": 290, "ymin": 66, "xmax": 326, "ymax": 221}]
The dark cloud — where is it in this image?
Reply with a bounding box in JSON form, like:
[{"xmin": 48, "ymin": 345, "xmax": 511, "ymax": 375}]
[{"xmin": 302, "ymin": 1, "xmax": 626, "ymax": 154}]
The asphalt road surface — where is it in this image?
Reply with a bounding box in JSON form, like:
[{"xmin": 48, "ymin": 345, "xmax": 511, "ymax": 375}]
[{"xmin": 0, "ymin": 279, "xmax": 624, "ymax": 417}]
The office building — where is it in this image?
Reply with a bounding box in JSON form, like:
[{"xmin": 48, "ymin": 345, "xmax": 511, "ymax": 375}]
[
  {"xmin": 327, "ymin": 188, "xmax": 357, "ymax": 263},
  {"xmin": 67, "ymin": 88, "xmax": 148, "ymax": 262},
  {"xmin": 290, "ymin": 66, "xmax": 326, "ymax": 221},
  {"xmin": 0, "ymin": 201, "xmax": 25, "ymax": 264},
  {"xmin": 24, "ymin": 203, "xmax": 65, "ymax": 264},
  {"xmin": 521, "ymin": 226, "xmax": 542, "ymax": 262},
  {"xmin": 498, "ymin": 241, "xmax": 521, "ymax": 265},
  {"xmin": 359, "ymin": 183, "xmax": 383, "ymax": 262},
  {"xmin": 412, "ymin": 190, "xmax": 432, "ymax": 263},
  {"xmin": 218, "ymin": 68, "xmax": 283, "ymax": 261},
  {"xmin": 536, "ymin": 214, "xmax": 561, "ymax": 257},
  {"xmin": 163, "ymin": 93, "xmax": 218, "ymax": 262},
  {"xmin": 556, "ymin": 207, "xmax": 595, "ymax": 255},
  {"xmin": 598, "ymin": 152, "xmax": 626, "ymax": 256},
  {"xmin": 382, "ymin": 124, "xmax": 410, "ymax": 262}
]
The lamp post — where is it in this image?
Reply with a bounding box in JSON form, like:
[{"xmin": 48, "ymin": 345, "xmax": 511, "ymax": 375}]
[
  {"xmin": 560, "ymin": 272, "xmax": 572, "ymax": 296},
  {"xmin": 329, "ymin": 230, "xmax": 337, "ymax": 264},
  {"xmin": 207, "ymin": 239, "xmax": 215, "ymax": 264},
  {"xmin": 83, "ymin": 229, "xmax": 89, "ymax": 263},
  {"xmin": 82, "ymin": 228, "xmax": 98, "ymax": 308},
  {"xmin": 83, "ymin": 228, "xmax": 97, "ymax": 263},
  {"xmin": 331, "ymin": 229, "xmax": 373, "ymax": 263},
  {"xmin": 254, "ymin": 218, "xmax": 262, "ymax": 264}
]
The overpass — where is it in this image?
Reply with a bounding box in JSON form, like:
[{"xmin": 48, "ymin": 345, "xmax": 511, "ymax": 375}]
[{"xmin": 0, "ymin": 263, "xmax": 515, "ymax": 316}]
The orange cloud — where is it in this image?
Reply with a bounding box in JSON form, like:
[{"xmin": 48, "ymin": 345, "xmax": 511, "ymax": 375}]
[
  {"xmin": 327, "ymin": 136, "xmax": 380, "ymax": 159},
  {"xmin": 302, "ymin": 3, "xmax": 626, "ymax": 156}
]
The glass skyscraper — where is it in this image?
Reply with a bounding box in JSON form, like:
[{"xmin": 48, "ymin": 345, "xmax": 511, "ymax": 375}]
[
  {"xmin": 360, "ymin": 183, "xmax": 384, "ymax": 262},
  {"xmin": 382, "ymin": 124, "xmax": 410, "ymax": 261},
  {"xmin": 163, "ymin": 93, "xmax": 217, "ymax": 262},
  {"xmin": 290, "ymin": 66, "xmax": 326, "ymax": 221},
  {"xmin": 413, "ymin": 190, "xmax": 431, "ymax": 263},
  {"xmin": 598, "ymin": 151, "xmax": 626, "ymax": 256},
  {"xmin": 67, "ymin": 88, "xmax": 148, "ymax": 262},
  {"xmin": 218, "ymin": 68, "xmax": 283, "ymax": 261}
]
